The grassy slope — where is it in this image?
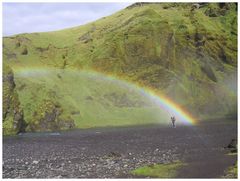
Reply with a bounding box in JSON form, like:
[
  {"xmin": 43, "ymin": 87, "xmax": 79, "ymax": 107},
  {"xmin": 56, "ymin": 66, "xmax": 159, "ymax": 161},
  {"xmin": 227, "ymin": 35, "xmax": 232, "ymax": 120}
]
[
  {"xmin": 14, "ymin": 69, "xmax": 169, "ymax": 131},
  {"xmin": 3, "ymin": 3, "xmax": 237, "ymax": 132}
]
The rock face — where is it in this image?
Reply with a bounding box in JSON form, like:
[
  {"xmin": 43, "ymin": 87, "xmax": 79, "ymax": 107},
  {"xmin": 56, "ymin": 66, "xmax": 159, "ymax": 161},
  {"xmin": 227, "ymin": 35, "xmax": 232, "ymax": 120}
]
[
  {"xmin": 27, "ymin": 100, "xmax": 75, "ymax": 132},
  {"xmin": 3, "ymin": 64, "xmax": 26, "ymax": 135},
  {"xmin": 225, "ymin": 139, "xmax": 237, "ymax": 153}
]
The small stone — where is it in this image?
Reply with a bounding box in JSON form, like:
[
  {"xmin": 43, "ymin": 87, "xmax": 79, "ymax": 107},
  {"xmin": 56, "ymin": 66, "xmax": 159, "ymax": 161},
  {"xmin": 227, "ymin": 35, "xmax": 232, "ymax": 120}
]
[
  {"xmin": 25, "ymin": 162, "xmax": 28, "ymax": 165},
  {"xmin": 68, "ymin": 161, "xmax": 71, "ymax": 163},
  {"xmin": 33, "ymin": 160, "xmax": 39, "ymax": 164}
]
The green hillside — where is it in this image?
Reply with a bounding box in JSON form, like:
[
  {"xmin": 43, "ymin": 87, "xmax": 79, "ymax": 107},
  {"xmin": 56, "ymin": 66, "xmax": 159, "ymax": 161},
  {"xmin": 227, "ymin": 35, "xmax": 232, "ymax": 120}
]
[
  {"xmin": 3, "ymin": 3, "xmax": 237, "ymax": 134},
  {"xmin": 13, "ymin": 68, "xmax": 170, "ymax": 133}
]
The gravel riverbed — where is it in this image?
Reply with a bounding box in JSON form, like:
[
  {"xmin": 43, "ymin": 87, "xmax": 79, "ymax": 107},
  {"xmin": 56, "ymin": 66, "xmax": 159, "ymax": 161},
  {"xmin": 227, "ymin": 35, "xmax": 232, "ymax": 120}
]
[{"xmin": 3, "ymin": 119, "xmax": 237, "ymax": 178}]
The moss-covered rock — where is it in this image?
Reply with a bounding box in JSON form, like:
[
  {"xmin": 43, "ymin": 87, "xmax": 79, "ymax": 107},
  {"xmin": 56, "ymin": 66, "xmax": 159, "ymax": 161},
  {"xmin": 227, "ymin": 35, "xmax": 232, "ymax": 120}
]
[
  {"xmin": 3, "ymin": 64, "xmax": 26, "ymax": 135},
  {"xmin": 26, "ymin": 99, "xmax": 75, "ymax": 132}
]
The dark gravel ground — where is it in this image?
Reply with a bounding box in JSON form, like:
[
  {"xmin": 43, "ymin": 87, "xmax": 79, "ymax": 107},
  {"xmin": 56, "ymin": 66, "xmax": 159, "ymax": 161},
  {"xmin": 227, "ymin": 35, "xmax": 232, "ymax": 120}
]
[{"xmin": 3, "ymin": 119, "xmax": 237, "ymax": 178}]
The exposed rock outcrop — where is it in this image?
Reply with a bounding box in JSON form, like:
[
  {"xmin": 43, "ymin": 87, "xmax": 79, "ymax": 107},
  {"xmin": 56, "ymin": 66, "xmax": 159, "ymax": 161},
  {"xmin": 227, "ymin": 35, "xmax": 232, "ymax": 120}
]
[
  {"xmin": 27, "ymin": 100, "xmax": 75, "ymax": 132},
  {"xmin": 3, "ymin": 64, "xmax": 26, "ymax": 135}
]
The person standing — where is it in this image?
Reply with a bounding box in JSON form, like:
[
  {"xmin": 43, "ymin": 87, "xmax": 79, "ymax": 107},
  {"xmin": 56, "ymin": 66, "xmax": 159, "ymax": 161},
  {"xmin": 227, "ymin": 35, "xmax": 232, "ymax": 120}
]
[{"xmin": 171, "ymin": 116, "xmax": 176, "ymax": 128}]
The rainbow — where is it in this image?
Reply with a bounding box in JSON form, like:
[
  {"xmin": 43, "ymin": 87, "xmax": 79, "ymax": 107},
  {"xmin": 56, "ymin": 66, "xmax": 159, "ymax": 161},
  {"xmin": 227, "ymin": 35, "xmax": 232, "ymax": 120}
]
[{"xmin": 12, "ymin": 65, "xmax": 197, "ymax": 125}]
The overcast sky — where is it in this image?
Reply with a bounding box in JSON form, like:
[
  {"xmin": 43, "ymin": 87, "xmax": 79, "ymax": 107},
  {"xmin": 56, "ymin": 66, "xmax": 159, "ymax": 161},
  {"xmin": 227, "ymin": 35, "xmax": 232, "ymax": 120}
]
[{"xmin": 3, "ymin": 3, "xmax": 132, "ymax": 36}]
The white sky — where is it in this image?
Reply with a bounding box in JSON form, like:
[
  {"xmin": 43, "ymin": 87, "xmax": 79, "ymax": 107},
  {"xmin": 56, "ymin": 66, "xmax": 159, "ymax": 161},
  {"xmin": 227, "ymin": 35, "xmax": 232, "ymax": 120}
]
[{"xmin": 3, "ymin": 2, "xmax": 132, "ymax": 36}]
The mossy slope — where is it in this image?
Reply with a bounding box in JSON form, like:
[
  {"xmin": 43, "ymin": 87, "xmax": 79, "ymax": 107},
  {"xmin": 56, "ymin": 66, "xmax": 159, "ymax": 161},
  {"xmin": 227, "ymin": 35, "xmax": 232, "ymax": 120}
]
[
  {"xmin": 3, "ymin": 3, "xmax": 237, "ymax": 133},
  {"xmin": 14, "ymin": 69, "xmax": 169, "ymax": 131}
]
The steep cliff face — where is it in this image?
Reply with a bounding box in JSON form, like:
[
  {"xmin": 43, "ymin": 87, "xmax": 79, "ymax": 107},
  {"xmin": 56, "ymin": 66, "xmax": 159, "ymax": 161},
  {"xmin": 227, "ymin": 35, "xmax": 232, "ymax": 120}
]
[
  {"xmin": 3, "ymin": 64, "xmax": 26, "ymax": 135},
  {"xmin": 2, "ymin": 3, "xmax": 237, "ymax": 133},
  {"xmin": 3, "ymin": 66, "xmax": 76, "ymax": 134}
]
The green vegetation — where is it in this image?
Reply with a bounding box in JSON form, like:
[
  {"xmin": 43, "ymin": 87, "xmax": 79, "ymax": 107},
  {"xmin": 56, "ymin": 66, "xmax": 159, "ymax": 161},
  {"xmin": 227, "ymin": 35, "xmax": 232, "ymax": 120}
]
[
  {"xmin": 3, "ymin": 64, "xmax": 26, "ymax": 135},
  {"xmin": 131, "ymin": 161, "xmax": 186, "ymax": 178},
  {"xmin": 3, "ymin": 3, "xmax": 237, "ymax": 134},
  {"xmin": 14, "ymin": 69, "xmax": 169, "ymax": 132},
  {"xmin": 222, "ymin": 162, "xmax": 237, "ymax": 178},
  {"xmin": 223, "ymin": 150, "xmax": 237, "ymax": 178}
]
